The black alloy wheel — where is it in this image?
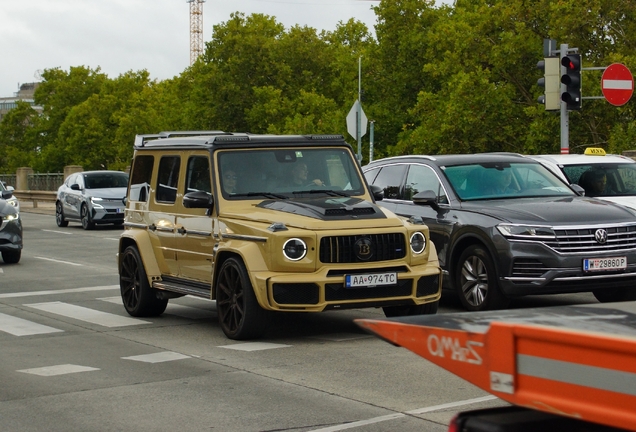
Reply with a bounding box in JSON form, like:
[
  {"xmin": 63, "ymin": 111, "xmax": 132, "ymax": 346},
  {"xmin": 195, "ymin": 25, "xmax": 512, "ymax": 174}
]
[
  {"xmin": 455, "ymin": 245, "xmax": 509, "ymax": 311},
  {"xmin": 55, "ymin": 202, "xmax": 68, "ymax": 227},
  {"xmin": 216, "ymin": 257, "xmax": 268, "ymax": 340},
  {"xmin": 119, "ymin": 246, "xmax": 168, "ymax": 317},
  {"xmin": 81, "ymin": 204, "xmax": 95, "ymax": 230}
]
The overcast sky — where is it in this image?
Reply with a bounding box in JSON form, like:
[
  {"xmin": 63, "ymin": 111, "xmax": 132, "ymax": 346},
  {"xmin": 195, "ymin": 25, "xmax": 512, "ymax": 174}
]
[{"xmin": 0, "ymin": 0, "xmax": 386, "ymax": 98}]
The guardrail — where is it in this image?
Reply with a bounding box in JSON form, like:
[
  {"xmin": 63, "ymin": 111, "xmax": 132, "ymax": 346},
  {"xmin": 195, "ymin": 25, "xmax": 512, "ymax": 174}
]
[{"xmin": 13, "ymin": 191, "xmax": 57, "ymax": 208}]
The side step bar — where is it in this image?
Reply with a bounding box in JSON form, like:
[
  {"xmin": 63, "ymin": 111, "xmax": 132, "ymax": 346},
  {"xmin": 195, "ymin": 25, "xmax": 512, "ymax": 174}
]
[{"xmin": 153, "ymin": 277, "xmax": 212, "ymax": 299}]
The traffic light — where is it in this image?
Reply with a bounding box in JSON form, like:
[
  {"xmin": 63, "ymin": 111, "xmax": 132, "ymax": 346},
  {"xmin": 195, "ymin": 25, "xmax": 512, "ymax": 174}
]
[
  {"xmin": 537, "ymin": 57, "xmax": 560, "ymax": 111},
  {"xmin": 561, "ymin": 54, "xmax": 582, "ymax": 110}
]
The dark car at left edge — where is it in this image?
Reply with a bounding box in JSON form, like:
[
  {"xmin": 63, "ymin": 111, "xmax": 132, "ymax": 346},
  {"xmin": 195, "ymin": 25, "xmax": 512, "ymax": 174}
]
[
  {"xmin": 0, "ymin": 183, "xmax": 22, "ymax": 263},
  {"xmin": 363, "ymin": 153, "xmax": 636, "ymax": 311},
  {"xmin": 56, "ymin": 170, "xmax": 129, "ymax": 230}
]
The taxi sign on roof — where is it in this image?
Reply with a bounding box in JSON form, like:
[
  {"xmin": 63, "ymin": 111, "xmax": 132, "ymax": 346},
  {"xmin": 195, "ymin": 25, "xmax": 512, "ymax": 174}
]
[{"xmin": 584, "ymin": 147, "xmax": 606, "ymax": 156}]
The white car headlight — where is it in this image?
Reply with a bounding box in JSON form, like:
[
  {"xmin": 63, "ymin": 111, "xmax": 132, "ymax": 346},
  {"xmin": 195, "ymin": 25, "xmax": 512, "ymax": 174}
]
[
  {"xmin": 7, "ymin": 198, "xmax": 18, "ymax": 207},
  {"xmin": 410, "ymin": 232, "xmax": 426, "ymax": 254},
  {"xmin": 3, "ymin": 213, "xmax": 19, "ymax": 221},
  {"xmin": 283, "ymin": 238, "xmax": 307, "ymax": 261},
  {"xmin": 497, "ymin": 224, "xmax": 555, "ymax": 239}
]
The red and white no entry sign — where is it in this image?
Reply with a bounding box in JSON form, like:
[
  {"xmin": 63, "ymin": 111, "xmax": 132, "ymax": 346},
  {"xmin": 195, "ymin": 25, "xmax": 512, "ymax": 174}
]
[{"xmin": 601, "ymin": 63, "xmax": 634, "ymax": 106}]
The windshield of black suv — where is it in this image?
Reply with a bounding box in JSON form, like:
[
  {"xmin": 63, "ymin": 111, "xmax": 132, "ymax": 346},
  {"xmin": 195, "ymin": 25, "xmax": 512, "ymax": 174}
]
[
  {"xmin": 560, "ymin": 163, "xmax": 636, "ymax": 198},
  {"xmin": 443, "ymin": 162, "xmax": 576, "ymax": 201},
  {"xmin": 217, "ymin": 147, "xmax": 366, "ymax": 199}
]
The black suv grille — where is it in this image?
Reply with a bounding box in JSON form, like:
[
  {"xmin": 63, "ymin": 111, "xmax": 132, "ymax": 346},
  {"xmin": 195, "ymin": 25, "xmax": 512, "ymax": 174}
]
[
  {"xmin": 547, "ymin": 224, "xmax": 636, "ymax": 253},
  {"xmin": 319, "ymin": 233, "xmax": 406, "ymax": 263},
  {"xmin": 512, "ymin": 259, "xmax": 548, "ymax": 278}
]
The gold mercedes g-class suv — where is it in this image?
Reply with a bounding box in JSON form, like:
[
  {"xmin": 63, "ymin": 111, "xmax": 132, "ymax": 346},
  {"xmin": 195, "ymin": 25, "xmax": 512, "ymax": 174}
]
[{"xmin": 118, "ymin": 131, "xmax": 441, "ymax": 339}]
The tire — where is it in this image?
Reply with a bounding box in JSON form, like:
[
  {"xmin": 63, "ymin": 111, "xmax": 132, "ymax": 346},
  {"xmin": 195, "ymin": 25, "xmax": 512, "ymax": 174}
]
[
  {"xmin": 81, "ymin": 204, "xmax": 95, "ymax": 230},
  {"xmin": 593, "ymin": 288, "xmax": 636, "ymax": 303},
  {"xmin": 1, "ymin": 249, "xmax": 21, "ymax": 264},
  {"xmin": 119, "ymin": 246, "xmax": 168, "ymax": 317},
  {"xmin": 55, "ymin": 202, "xmax": 69, "ymax": 227},
  {"xmin": 216, "ymin": 257, "xmax": 269, "ymax": 340},
  {"xmin": 455, "ymin": 244, "xmax": 509, "ymax": 311},
  {"xmin": 383, "ymin": 300, "xmax": 438, "ymax": 317}
]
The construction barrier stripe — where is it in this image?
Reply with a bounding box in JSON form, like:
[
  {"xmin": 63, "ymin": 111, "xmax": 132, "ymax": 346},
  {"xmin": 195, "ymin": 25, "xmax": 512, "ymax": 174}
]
[{"xmin": 517, "ymin": 354, "xmax": 636, "ymax": 397}]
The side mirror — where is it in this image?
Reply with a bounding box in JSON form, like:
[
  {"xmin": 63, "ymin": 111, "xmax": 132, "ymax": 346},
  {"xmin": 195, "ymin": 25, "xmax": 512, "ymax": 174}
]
[
  {"xmin": 412, "ymin": 190, "xmax": 440, "ymax": 210},
  {"xmin": 6, "ymin": 185, "xmax": 14, "ymax": 192},
  {"xmin": 570, "ymin": 184, "xmax": 585, "ymax": 196},
  {"xmin": 369, "ymin": 184, "xmax": 384, "ymax": 201},
  {"xmin": 70, "ymin": 184, "xmax": 81, "ymax": 191},
  {"xmin": 1, "ymin": 190, "xmax": 12, "ymax": 199},
  {"xmin": 183, "ymin": 191, "xmax": 214, "ymax": 209}
]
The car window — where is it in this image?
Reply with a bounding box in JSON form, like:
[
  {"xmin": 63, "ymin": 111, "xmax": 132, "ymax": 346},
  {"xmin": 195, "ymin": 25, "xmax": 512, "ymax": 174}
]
[
  {"xmin": 368, "ymin": 164, "xmax": 406, "ymax": 200},
  {"xmin": 65, "ymin": 174, "xmax": 77, "ymax": 187},
  {"xmin": 156, "ymin": 156, "xmax": 180, "ymax": 203},
  {"xmin": 185, "ymin": 156, "xmax": 211, "ymax": 194},
  {"xmin": 217, "ymin": 148, "xmax": 365, "ymax": 198},
  {"xmin": 445, "ymin": 162, "xmax": 574, "ymax": 201},
  {"xmin": 129, "ymin": 155, "xmax": 154, "ymax": 202},
  {"xmin": 405, "ymin": 164, "xmax": 448, "ymax": 203},
  {"xmin": 562, "ymin": 163, "xmax": 636, "ymax": 196},
  {"xmin": 84, "ymin": 173, "xmax": 129, "ymax": 189}
]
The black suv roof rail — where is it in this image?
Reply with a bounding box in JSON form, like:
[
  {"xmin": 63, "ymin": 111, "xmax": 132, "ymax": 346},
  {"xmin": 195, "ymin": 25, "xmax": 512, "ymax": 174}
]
[{"xmin": 134, "ymin": 131, "xmax": 230, "ymax": 147}]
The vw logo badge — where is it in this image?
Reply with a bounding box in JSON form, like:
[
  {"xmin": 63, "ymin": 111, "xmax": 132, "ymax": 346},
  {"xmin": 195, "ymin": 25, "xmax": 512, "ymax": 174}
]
[
  {"xmin": 594, "ymin": 229, "xmax": 608, "ymax": 244},
  {"xmin": 354, "ymin": 237, "xmax": 374, "ymax": 261}
]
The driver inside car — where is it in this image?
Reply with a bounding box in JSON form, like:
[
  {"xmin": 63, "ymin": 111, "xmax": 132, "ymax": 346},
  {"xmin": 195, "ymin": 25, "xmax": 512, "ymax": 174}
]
[{"xmin": 291, "ymin": 162, "xmax": 323, "ymax": 187}]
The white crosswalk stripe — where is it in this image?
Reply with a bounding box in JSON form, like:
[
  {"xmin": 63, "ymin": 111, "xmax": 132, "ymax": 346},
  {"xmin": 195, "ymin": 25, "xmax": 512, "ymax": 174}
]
[
  {"xmin": 25, "ymin": 301, "xmax": 151, "ymax": 328},
  {"xmin": 122, "ymin": 352, "xmax": 191, "ymax": 363},
  {"xmin": 99, "ymin": 296, "xmax": 215, "ymax": 319},
  {"xmin": 0, "ymin": 312, "xmax": 64, "ymax": 336},
  {"xmin": 17, "ymin": 364, "xmax": 100, "ymax": 376}
]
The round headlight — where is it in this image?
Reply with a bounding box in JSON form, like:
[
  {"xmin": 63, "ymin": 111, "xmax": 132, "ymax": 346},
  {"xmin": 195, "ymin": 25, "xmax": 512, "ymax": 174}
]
[
  {"xmin": 410, "ymin": 232, "xmax": 426, "ymax": 254},
  {"xmin": 283, "ymin": 238, "xmax": 307, "ymax": 261}
]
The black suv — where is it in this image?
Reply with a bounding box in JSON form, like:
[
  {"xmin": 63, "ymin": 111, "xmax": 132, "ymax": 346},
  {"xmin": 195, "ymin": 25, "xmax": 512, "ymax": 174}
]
[{"xmin": 363, "ymin": 153, "xmax": 636, "ymax": 311}]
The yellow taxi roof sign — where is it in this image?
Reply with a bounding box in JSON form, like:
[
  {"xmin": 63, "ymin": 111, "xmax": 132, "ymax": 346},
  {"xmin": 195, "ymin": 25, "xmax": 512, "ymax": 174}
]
[{"xmin": 584, "ymin": 147, "xmax": 606, "ymax": 156}]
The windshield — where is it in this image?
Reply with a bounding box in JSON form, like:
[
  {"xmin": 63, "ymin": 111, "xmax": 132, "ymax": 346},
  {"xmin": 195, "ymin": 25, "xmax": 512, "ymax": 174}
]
[
  {"xmin": 84, "ymin": 172, "xmax": 129, "ymax": 189},
  {"xmin": 561, "ymin": 163, "xmax": 636, "ymax": 198},
  {"xmin": 443, "ymin": 162, "xmax": 575, "ymax": 201},
  {"xmin": 217, "ymin": 147, "xmax": 365, "ymax": 199}
]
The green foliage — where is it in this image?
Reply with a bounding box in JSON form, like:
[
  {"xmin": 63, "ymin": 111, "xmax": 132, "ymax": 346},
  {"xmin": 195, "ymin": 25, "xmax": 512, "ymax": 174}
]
[{"xmin": 2, "ymin": 0, "xmax": 636, "ymax": 175}]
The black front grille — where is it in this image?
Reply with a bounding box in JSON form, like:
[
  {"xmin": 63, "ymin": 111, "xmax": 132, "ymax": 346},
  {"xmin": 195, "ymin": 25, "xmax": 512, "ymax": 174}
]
[
  {"xmin": 548, "ymin": 224, "xmax": 636, "ymax": 253},
  {"xmin": 319, "ymin": 233, "xmax": 406, "ymax": 263},
  {"xmin": 512, "ymin": 259, "xmax": 548, "ymax": 278},
  {"xmin": 273, "ymin": 283, "xmax": 319, "ymax": 305},
  {"xmin": 325, "ymin": 279, "xmax": 412, "ymax": 301}
]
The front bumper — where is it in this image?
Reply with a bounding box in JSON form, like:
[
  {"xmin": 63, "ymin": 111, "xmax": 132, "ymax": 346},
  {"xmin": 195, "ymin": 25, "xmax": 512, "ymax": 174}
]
[
  {"xmin": 91, "ymin": 202, "xmax": 125, "ymax": 224},
  {"xmin": 250, "ymin": 262, "xmax": 442, "ymax": 312},
  {"xmin": 0, "ymin": 218, "xmax": 23, "ymax": 250},
  {"xmin": 498, "ymin": 240, "xmax": 636, "ymax": 296}
]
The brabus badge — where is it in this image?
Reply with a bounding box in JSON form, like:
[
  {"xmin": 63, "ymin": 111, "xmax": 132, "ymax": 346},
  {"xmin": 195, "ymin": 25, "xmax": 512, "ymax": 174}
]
[
  {"xmin": 594, "ymin": 229, "xmax": 608, "ymax": 244},
  {"xmin": 354, "ymin": 237, "xmax": 373, "ymax": 261}
]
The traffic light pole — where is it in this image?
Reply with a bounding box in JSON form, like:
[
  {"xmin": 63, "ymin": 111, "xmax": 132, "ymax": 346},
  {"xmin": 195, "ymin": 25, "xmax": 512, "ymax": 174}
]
[{"xmin": 560, "ymin": 43, "xmax": 569, "ymax": 154}]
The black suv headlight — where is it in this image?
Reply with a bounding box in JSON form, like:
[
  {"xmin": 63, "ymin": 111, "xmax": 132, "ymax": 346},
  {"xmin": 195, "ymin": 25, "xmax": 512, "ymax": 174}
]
[
  {"xmin": 283, "ymin": 238, "xmax": 307, "ymax": 261},
  {"xmin": 410, "ymin": 232, "xmax": 426, "ymax": 254},
  {"xmin": 497, "ymin": 224, "xmax": 556, "ymax": 240}
]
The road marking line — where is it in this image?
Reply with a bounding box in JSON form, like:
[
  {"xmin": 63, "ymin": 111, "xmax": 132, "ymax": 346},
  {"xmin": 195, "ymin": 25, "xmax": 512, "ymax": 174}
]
[
  {"xmin": 308, "ymin": 395, "xmax": 499, "ymax": 431},
  {"xmin": 99, "ymin": 296, "xmax": 214, "ymax": 319},
  {"xmin": 0, "ymin": 268, "xmax": 3, "ymax": 273},
  {"xmin": 122, "ymin": 351, "xmax": 191, "ymax": 363},
  {"xmin": 25, "ymin": 301, "xmax": 150, "ymax": 327},
  {"xmin": 0, "ymin": 312, "xmax": 64, "ymax": 336},
  {"xmin": 34, "ymin": 256, "xmax": 83, "ymax": 266},
  {"xmin": 41, "ymin": 229, "xmax": 73, "ymax": 235},
  {"xmin": 218, "ymin": 342, "xmax": 291, "ymax": 352},
  {"xmin": 0, "ymin": 285, "xmax": 118, "ymax": 299},
  {"xmin": 17, "ymin": 364, "xmax": 99, "ymax": 376}
]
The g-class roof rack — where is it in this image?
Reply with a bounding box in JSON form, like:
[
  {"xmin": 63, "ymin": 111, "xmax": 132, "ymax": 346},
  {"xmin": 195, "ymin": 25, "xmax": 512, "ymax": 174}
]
[{"xmin": 134, "ymin": 131, "xmax": 229, "ymax": 147}]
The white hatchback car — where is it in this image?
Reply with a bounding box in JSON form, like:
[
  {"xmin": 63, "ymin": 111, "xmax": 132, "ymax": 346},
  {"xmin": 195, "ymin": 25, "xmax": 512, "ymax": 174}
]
[{"xmin": 529, "ymin": 148, "xmax": 636, "ymax": 211}]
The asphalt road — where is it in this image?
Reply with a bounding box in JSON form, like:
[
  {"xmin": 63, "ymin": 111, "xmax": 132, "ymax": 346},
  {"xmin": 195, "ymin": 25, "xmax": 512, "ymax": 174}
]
[{"xmin": 0, "ymin": 206, "xmax": 599, "ymax": 431}]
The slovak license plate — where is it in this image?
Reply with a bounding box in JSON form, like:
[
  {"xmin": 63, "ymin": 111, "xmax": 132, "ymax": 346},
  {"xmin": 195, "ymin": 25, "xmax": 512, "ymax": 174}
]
[
  {"xmin": 583, "ymin": 256, "xmax": 627, "ymax": 272},
  {"xmin": 345, "ymin": 272, "xmax": 397, "ymax": 288}
]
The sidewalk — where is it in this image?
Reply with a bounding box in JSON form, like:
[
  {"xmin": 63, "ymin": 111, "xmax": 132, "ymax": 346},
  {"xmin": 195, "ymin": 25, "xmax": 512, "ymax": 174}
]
[{"xmin": 19, "ymin": 200, "xmax": 56, "ymax": 215}]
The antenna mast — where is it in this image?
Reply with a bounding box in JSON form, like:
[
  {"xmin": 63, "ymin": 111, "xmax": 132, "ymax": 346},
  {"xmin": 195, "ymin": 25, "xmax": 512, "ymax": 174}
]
[{"xmin": 187, "ymin": 0, "xmax": 205, "ymax": 65}]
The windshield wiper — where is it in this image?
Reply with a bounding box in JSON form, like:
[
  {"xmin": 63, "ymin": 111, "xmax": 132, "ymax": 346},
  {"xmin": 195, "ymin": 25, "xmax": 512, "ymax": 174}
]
[
  {"xmin": 292, "ymin": 189, "xmax": 350, "ymax": 197},
  {"xmin": 234, "ymin": 191, "xmax": 288, "ymax": 199}
]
